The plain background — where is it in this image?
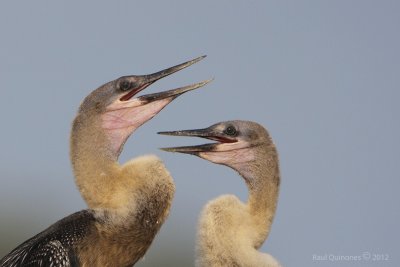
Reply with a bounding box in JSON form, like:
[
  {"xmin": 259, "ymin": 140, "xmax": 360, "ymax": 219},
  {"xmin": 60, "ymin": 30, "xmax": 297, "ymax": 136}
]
[{"xmin": 0, "ymin": 1, "xmax": 399, "ymax": 266}]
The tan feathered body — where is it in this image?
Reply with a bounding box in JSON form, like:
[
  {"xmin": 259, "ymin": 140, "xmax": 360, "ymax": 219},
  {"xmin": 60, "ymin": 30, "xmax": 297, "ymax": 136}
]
[
  {"xmin": 0, "ymin": 56, "xmax": 209, "ymax": 266},
  {"xmin": 159, "ymin": 120, "xmax": 282, "ymax": 267},
  {"xmin": 196, "ymin": 147, "xmax": 281, "ymax": 267}
]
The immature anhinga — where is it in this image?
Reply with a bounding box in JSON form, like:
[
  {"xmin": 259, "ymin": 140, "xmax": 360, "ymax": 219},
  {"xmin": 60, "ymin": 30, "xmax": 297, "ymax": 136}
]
[
  {"xmin": 0, "ymin": 56, "xmax": 210, "ymax": 267},
  {"xmin": 159, "ymin": 120, "xmax": 281, "ymax": 267}
]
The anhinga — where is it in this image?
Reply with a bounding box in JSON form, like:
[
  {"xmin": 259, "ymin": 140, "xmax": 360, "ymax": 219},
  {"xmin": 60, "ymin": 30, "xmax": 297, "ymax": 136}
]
[
  {"xmin": 159, "ymin": 120, "xmax": 281, "ymax": 267},
  {"xmin": 0, "ymin": 56, "xmax": 210, "ymax": 267}
]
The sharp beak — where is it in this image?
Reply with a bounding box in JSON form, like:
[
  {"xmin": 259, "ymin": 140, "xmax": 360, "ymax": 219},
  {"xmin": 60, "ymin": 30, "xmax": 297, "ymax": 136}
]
[
  {"xmin": 143, "ymin": 55, "xmax": 206, "ymax": 84},
  {"xmin": 158, "ymin": 127, "xmax": 237, "ymax": 154},
  {"xmin": 108, "ymin": 56, "xmax": 211, "ymax": 111},
  {"xmin": 138, "ymin": 79, "xmax": 212, "ymax": 104},
  {"xmin": 120, "ymin": 55, "xmax": 207, "ymax": 101}
]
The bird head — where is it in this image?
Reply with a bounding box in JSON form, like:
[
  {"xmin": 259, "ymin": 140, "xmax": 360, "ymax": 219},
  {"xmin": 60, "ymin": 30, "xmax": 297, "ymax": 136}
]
[
  {"xmin": 158, "ymin": 120, "xmax": 274, "ymax": 167},
  {"xmin": 73, "ymin": 56, "xmax": 211, "ymax": 157}
]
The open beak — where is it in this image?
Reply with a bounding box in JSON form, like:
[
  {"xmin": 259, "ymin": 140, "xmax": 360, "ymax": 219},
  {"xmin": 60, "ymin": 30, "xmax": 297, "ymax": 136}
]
[
  {"xmin": 137, "ymin": 79, "xmax": 211, "ymax": 105},
  {"xmin": 141, "ymin": 55, "xmax": 206, "ymax": 85},
  {"xmin": 107, "ymin": 55, "xmax": 210, "ymax": 111},
  {"xmin": 158, "ymin": 127, "xmax": 237, "ymax": 154},
  {"xmin": 119, "ymin": 55, "xmax": 207, "ymax": 102}
]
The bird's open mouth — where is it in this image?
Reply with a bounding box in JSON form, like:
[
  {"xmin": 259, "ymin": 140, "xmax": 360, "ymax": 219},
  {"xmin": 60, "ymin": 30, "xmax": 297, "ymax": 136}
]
[
  {"xmin": 101, "ymin": 56, "xmax": 211, "ymax": 155},
  {"xmin": 158, "ymin": 128, "xmax": 239, "ymax": 154},
  {"xmin": 116, "ymin": 55, "xmax": 208, "ymax": 106},
  {"xmin": 120, "ymin": 83, "xmax": 151, "ymax": 102}
]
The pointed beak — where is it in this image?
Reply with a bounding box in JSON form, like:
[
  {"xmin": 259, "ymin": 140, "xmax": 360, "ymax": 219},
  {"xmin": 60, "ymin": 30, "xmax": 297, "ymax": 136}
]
[
  {"xmin": 158, "ymin": 127, "xmax": 237, "ymax": 154},
  {"xmin": 120, "ymin": 55, "xmax": 207, "ymax": 101},
  {"xmin": 143, "ymin": 55, "xmax": 206, "ymax": 84},
  {"xmin": 137, "ymin": 79, "xmax": 212, "ymax": 104},
  {"xmin": 108, "ymin": 56, "xmax": 211, "ymax": 111}
]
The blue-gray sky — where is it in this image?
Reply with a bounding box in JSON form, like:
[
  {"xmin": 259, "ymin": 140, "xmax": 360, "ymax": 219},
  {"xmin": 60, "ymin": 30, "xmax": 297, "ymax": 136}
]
[{"xmin": 0, "ymin": 1, "xmax": 399, "ymax": 266}]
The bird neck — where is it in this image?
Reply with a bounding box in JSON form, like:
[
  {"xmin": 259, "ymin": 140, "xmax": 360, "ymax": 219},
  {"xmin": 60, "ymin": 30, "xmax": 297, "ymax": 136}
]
[
  {"xmin": 70, "ymin": 114, "xmax": 123, "ymax": 209},
  {"xmin": 238, "ymin": 145, "xmax": 280, "ymax": 232}
]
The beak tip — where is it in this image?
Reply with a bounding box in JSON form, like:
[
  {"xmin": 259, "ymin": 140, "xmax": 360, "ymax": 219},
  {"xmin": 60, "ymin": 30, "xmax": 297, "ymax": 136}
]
[
  {"xmin": 189, "ymin": 55, "xmax": 207, "ymax": 65},
  {"xmin": 207, "ymin": 77, "xmax": 215, "ymax": 85},
  {"xmin": 157, "ymin": 131, "xmax": 176, "ymax": 136},
  {"xmin": 159, "ymin": 147, "xmax": 173, "ymax": 152}
]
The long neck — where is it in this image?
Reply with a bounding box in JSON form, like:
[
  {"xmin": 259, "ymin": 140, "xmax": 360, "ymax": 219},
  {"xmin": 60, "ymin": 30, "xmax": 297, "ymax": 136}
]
[
  {"xmin": 237, "ymin": 145, "xmax": 280, "ymax": 239},
  {"xmin": 70, "ymin": 113, "xmax": 176, "ymax": 266},
  {"xmin": 70, "ymin": 113, "xmax": 122, "ymax": 209},
  {"xmin": 196, "ymin": 145, "xmax": 281, "ymax": 267}
]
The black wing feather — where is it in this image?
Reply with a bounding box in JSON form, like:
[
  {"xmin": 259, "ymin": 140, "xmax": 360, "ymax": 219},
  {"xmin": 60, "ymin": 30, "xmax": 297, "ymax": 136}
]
[{"xmin": 0, "ymin": 210, "xmax": 95, "ymax": 267}]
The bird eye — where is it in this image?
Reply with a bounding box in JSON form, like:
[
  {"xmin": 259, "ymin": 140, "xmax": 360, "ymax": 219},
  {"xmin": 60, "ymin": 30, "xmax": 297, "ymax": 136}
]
[
  {"xmin": 119, "ymin": 80, "xmax": 131, "ymax": 91},
  {"xmin": 225, "ymin": 126, "xmax": 237, "ymax": 136}
]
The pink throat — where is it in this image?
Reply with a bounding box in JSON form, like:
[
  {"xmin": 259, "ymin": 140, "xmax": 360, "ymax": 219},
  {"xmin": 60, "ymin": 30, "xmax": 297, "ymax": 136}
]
[
  {"xmin": 101, "ymin": 98, "xmax": 173, "ymax": 155},
  {"xmin": 199, "ymin": 146, "xmax": 256, "ymax": 169}
]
